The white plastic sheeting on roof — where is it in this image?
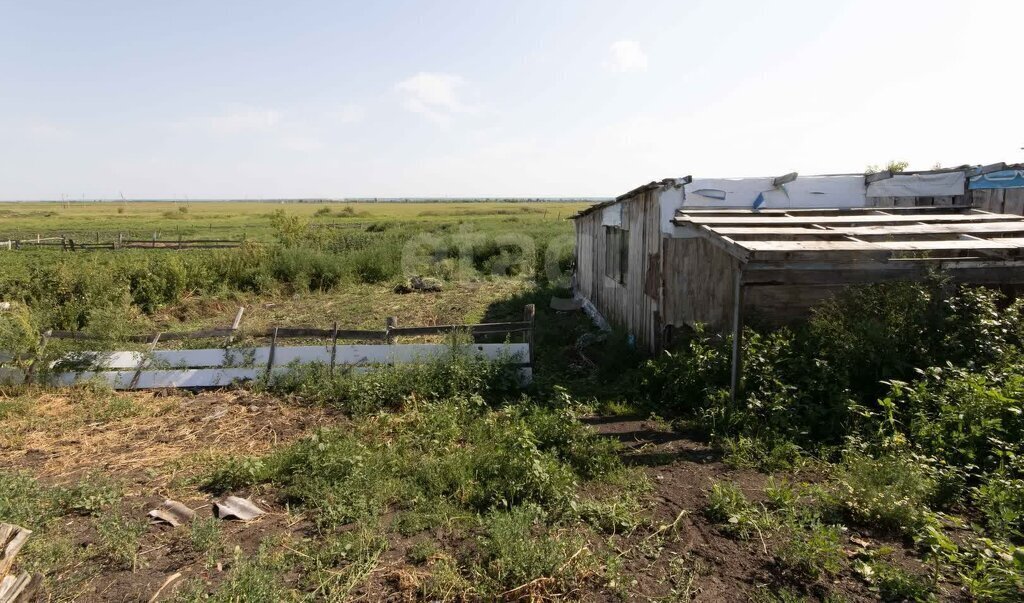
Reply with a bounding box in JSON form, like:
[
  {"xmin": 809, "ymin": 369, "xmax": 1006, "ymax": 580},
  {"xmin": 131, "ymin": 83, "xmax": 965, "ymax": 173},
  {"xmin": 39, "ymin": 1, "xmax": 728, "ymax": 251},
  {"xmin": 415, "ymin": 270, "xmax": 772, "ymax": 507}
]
[
  {"xmin": 867, "ymin": 172, "xmax": 965, "ymax": 197},
  {"xmin": 682, "ymin": 175, "xmax": 867, "ymax": 210}
]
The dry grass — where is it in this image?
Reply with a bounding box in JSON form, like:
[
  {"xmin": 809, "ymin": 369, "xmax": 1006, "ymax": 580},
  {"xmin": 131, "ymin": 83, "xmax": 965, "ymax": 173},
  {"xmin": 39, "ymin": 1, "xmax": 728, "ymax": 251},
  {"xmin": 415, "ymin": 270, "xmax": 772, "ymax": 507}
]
[{"xmin": 0, "ymin": 386, "xmax": 337, "ymax": 489}]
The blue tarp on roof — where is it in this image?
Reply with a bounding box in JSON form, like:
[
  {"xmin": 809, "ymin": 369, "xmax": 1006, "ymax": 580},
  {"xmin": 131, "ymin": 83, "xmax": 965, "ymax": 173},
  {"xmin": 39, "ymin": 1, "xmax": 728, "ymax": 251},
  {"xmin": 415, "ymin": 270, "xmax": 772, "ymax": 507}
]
[{"xmin": 969, "ymin": 169, "xmax": 1024, "ymax": 190}]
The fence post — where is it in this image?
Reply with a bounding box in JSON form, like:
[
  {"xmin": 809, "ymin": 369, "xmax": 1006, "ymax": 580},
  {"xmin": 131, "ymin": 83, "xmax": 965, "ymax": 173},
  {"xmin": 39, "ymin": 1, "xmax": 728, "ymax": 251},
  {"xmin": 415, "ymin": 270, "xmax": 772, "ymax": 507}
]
[
  {"xmin": 225, "ymin": 307, "xmax": 245, "ymax": 346},
  {"xmin": 329, "ymin": 321, "xmax": 339, "ymax": 374},
  {"xmin": 128, "ymin": 332, "xmax": 162, "ymax": 390},
  {"xmin": 266, "ymin": 328, "xmax": 279, "ymax": 376},
  {"xmin": 523, "ymin": 304, "xmax": 536, "ymax": 368},
  {"xmin": 385, "ymin": 317, "xmax": 398, "ymax": 344},
  {"xmin": 152, "ymin": 232, "xmax": 157, "ymax": 248}
]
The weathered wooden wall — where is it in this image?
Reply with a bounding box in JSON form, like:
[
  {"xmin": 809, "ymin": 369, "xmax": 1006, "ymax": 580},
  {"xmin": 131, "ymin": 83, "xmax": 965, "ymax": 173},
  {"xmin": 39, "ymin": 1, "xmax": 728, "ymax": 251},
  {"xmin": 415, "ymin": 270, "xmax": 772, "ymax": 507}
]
[
  {"xmin": 868, "ymin": 189, "xmax": 1024, "ymax": 215},
  {"xmin": 573, "ymin": 190, "xmax": 663, "ymax": 351},
  {"xmin": 969, "ymin": 188, "xmax": 1024, "ymax": 215},
  {"xmin": 661, "ymin": 236, "xmax": 737, "ymax": 333}
]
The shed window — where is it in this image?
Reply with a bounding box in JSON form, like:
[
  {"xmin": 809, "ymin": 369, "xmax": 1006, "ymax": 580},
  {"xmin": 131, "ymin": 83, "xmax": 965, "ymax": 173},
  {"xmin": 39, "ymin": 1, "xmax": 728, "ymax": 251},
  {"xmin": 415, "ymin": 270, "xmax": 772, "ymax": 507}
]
[{"xmin": 605, "ymin": 226, "xmax": 628, "ymax": 284}]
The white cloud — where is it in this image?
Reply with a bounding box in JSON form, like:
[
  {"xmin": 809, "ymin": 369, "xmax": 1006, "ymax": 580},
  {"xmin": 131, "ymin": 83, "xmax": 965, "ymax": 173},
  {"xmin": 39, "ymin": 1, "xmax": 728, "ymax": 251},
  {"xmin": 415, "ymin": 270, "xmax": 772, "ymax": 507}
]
[
  {"xmin": 282, "ymin": 136, "xmax": 325, "ymax": 152},
  {"xmin": 207, "ymin": 107, "xmax": 281, "ymax": 134},
  {"xmin": 25, "ymin": 120, "xmax": 72, "ymax": 141},
  {"xmin": 329, "ymin": 103, "xmax": 366, "ymax": 125},
  {"xmin": 395, "ymin": 72, "xmax": 472, "ymax": 125},
  {"xmin": 606, "ymin": 40, "xmax": 648, "ymax": 73}
]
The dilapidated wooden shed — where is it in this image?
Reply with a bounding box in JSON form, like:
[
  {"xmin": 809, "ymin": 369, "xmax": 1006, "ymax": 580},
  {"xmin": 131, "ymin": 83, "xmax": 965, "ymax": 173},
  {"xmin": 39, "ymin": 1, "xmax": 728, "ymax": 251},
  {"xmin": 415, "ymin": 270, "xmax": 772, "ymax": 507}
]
[
  {"xmin": 571, "ymin": 164, "xmax": 1024, "ymax": 357},
  {"xmin": 671, "ymin": 207, "xmax": 1024, "ymax": 394}
]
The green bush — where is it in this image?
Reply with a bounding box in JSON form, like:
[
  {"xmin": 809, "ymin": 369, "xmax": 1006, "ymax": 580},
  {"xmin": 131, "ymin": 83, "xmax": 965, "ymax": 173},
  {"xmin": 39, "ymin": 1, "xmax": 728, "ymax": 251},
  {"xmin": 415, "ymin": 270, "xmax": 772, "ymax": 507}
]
[{"xmin": 830, "ymin": 450, "xmax": 937, "ymax": 535}]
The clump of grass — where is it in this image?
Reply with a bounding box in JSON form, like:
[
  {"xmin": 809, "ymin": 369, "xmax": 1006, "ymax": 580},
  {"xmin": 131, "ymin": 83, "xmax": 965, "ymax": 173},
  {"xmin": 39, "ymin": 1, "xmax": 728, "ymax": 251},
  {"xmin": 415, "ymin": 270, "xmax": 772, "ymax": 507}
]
[
  {"xmin": 473, "ymin": 505, "xmax": 598, "ymax": 596},
  {"xmin": 406, "ymin": 539, "xmax": 438, "ymax": 565},
  {"xmin": 830, "ymin": 450, "xmax": 937, "ymax": 535},
  {"xmin": 189, "ymin": 516, "xmax": 224, "ymax": 567},
  {"xmin": 774, "ymin": 522, "xmax": 844, "ymax": 581},
  {"xmin": 300, "ymin": 523, "xmax": 388, "ymax": 598},
  {"xmin": 94, "ymin": 510, "xmax": 147, "ymax": 571},
  {"xmin": 854, "ymin": 556, "xmax": 934, "ymax": 602},
  {"xmin": 177, "ymin": 546, "xmax": 290, "ymax": 602},
  {"xmin": 57, "ymin": 474, "xmax": 123, "ymax": 516},
  {"xmin": 704, "ymin": 481, "xmax": 768, "ymax": 539}
]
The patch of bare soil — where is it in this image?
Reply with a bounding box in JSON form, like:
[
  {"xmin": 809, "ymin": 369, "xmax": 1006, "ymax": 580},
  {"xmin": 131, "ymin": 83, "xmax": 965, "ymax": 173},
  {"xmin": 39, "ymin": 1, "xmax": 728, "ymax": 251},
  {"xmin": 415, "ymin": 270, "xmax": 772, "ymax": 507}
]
[{"xmin": 586, "ymin": 418, "xmax": 938, "ymax": 602}]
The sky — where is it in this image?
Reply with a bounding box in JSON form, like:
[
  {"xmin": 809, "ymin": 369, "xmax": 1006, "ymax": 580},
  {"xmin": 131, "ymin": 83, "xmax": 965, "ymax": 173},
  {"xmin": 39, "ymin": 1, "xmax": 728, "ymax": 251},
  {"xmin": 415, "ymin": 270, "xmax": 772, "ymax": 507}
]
[{"xmin": 0, "ymin": 0, "xmax": 1022, "ymax": 200}]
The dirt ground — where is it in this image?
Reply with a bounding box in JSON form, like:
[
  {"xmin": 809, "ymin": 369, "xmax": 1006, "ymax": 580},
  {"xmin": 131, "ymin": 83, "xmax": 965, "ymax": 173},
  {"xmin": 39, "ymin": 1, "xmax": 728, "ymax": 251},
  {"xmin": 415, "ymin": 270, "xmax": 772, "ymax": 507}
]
[{"xmin": 1, "ymin": 392, "xmax": 937, "ymax": 601}]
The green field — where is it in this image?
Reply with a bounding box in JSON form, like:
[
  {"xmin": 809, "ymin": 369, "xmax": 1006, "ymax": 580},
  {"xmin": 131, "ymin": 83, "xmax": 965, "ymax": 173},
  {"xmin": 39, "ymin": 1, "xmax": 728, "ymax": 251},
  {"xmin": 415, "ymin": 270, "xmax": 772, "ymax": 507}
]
[
  {"xmin": 0, "ymin": 200, "xmax": 585, "ymax": 243},
  {"xmin": 3, "ymin": 201, "xmax": 1024, "ymax": 601}
]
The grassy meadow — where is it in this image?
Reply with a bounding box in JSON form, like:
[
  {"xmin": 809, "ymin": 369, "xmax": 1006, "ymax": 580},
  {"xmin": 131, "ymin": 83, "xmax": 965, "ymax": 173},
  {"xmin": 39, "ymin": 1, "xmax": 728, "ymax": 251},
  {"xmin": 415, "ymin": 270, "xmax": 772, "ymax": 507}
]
[
  {"xmin": 0, "ymin": 200, "xmax": 584, "ymax": 242},
  {"xmin": 2, "ymin": 200, "xmax": 1024, "ymax": 601}
]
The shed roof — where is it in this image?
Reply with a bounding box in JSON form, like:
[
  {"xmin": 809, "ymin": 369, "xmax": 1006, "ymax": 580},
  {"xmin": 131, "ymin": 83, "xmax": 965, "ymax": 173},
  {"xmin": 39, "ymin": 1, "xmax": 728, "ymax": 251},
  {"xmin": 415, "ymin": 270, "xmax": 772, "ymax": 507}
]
[{"xmin": 671, "ymin": 207, "xmax": 1024, "ymax": 285}]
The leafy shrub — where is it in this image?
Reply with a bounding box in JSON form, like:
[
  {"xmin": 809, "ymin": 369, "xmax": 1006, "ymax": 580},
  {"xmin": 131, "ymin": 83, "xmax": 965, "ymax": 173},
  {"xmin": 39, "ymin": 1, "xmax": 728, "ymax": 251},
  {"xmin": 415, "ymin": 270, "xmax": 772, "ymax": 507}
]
[
  {"xmin": 0, "ymin": 303, "xmax": 38, "ymax": 364},
  {"xmin": 975, "ymin": 474, "xmax": 1024, "ymax": 541},
  {"xmin": 830, "ymin": 450, "xmax": 937, "ymax": 535}
]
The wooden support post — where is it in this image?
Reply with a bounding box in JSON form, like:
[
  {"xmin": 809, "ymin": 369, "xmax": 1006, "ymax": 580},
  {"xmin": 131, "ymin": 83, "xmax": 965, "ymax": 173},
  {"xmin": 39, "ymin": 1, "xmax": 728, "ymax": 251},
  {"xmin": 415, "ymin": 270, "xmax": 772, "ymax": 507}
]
[
  {"xmin": 729, "ymin": 266, "xmax": 745, "ymax": 402},
  {"xmin": 266, "ymin": 328, "xmax": 279, "ymax": 374},
  {"xmin": 329, "ymin": 321, "xmax": 339, "ymax": 374},
  {"xmin": 523, "ymin": 304, "xmax": 536, "ymax": 368},
  {"xmin": 128, "ymin": 332, "xmax": 162, "ymax": 390},
  {"xmin": 225, "ymin": 307, "xmax": 245, "ymax": 345},
  {"xmin": 385, "ymin": 317, "xmax": 398, "ymax": 344}
]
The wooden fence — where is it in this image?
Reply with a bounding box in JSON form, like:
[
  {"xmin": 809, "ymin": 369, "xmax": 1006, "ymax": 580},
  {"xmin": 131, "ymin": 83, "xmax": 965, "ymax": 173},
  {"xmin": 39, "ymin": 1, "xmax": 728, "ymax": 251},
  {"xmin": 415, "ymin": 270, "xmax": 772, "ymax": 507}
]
[
  {"xmin": 0, "ymin": 305, "xmax": 536, "ymax": 390},
  {"xmin": 0, "ymin": 233, "xmax": 242, "ymax": 251}
]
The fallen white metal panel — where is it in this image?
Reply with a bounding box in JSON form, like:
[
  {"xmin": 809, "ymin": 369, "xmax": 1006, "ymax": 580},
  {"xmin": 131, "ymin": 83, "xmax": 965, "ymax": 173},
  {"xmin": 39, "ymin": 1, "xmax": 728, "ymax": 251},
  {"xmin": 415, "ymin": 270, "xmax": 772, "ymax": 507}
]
[
  {"xmin": 28, "ymin": 343, "xmax": 531, "ymax": 390},
  {"xmin": 51, "ymin": 368, "xmax": 260, "ymax": 389},
  {"xmin": 57, "ymin": 344, "xmax": 527, "ymax": 371},
  {"xmin": 867, "ymin": 172, "xmax": 965, "ymax": 197}
]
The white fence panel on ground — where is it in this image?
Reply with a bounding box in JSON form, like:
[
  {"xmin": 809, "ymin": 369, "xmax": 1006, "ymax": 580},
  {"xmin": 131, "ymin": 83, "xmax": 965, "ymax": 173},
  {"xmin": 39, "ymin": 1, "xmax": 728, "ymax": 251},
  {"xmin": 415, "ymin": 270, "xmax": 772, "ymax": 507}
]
[{"xmin": 0, "ymin": 343, "xmax": 531, "ymax": 389}]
